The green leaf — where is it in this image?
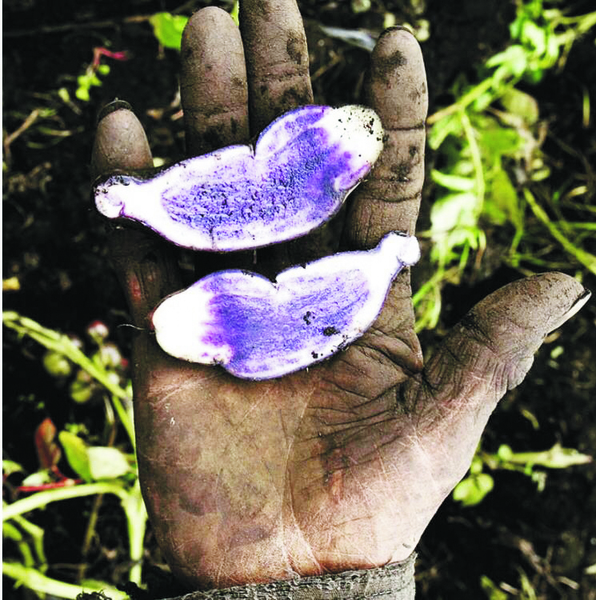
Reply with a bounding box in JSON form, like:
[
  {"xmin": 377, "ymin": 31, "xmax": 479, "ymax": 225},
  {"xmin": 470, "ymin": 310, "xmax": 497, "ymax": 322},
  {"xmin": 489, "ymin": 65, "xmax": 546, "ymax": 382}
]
[
  {"xmin": 87, "ymin": 447, "xmax": 132, "ymax": 480},
  {"xmin": 428, "ymin": 113, "xmax": 462, "ymax": 150},
  {"xmin": 500, "ymin": 87, "xmax": 539, "ymax": 124},
  {"xmin": 75, "ymin": 81, "xmax": 91, "ymax": 102},
  {"xmin": 523, "ymin": 65, "xmax": 545, "ymax": 85},
  {"xmin": 472, "ymin": 89, "xmax": 497, "ymax": 112},
  {"xmin": 58, "ymin": 431, "xmax": 92, "ymax": 482},
  {"xmin": 486, "ymin": 45, "xmax": 528, "ymax": 79},
  {"xmin": 89, "ymin": 73, "xmax": 102, "ymax": 87},
  {"xmin": 544, "ymin": 32, "xmax": 561, "ymax": 67},
  {"xmin": 149, "ymin": 12, "xmax": 189, "ymax": 50},
  {"xmin": 431, "ymin": 170, "xmax": 475, "ymax": 192},
  {"xmin": 453, "ymin": 473, "xmax": 494, "ymax": 506},
  {"xmin": 230, "ymin": 1, "xmax": 239, "ymax": 26},
  {"xmin": 3, "ymin": 460, "xmax": 25, "ymax": 477},
  {"xmin": 483, "ymin": 170, "xmax": 523, "ymax": 229},
  {"xmin": 431, "ymin": 192, "xmax": 480, "ymax": 234},
  {"xmin": 497, "ymin": 444, "xmax": 514, "ymax": 462},
  {"xmin": 480, "ymin": 575, "xmax": 509, "ymax": 600},
  {"xmin": 469, "ymin": 454, "xmax": 484, "ymax": 475},
  {"xmin": 2, "ymin": 312, "xmax": 134, "ymax": 447},
  {"xmin": 479, "ymin": 124, "xmax": 524, "ymax": 158},
  {"xmin": 521, "ymin": 20, "xmax": 546, "ymax": 56},
  {"xmin": 22, "ymin": 470, "xmax": 53, "ymax": 486}
]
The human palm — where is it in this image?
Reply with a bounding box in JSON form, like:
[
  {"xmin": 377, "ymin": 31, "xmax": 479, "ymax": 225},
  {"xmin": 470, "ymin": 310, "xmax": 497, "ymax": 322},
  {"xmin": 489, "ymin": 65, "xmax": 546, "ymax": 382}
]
[{"xmin": 91, "ymin": 0, "xmax": 589, "ymax": 591}]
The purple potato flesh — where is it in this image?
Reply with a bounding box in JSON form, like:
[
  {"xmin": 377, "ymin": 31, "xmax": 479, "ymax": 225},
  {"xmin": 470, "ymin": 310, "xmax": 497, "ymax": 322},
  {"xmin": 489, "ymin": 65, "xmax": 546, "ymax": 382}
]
[
  {"xmin": 151, "ymin": 232, "xmax": 420, "ymax": 380},
  {"xmin": 93, "ymin": 105, "xmax": 384, "ymax": 252}
]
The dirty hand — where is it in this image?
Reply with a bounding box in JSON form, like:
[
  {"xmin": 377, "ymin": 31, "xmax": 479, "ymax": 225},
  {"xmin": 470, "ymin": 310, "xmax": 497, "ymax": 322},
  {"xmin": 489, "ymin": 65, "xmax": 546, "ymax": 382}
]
[{"xmin": 91, "ymin": 0, "xmax": 590, "ymax": 591}]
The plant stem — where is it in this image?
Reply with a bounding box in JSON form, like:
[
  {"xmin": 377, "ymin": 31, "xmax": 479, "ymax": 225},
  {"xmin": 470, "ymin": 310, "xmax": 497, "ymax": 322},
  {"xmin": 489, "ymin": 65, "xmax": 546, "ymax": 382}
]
[
  {"xmin": 122, "ymin": 480, "xmax": 148, "ymax": 585},
  {"xmin": 2, "ymin": 482, "xmax": 128, "ymax": 522},
  {"xmin": 3, "ymin": 562, "xmax": 128, "ymax": 600},
  {"xmin": 4, "ymin": 481, "xmax": 148, "ymax": 585},
  {"xmin": 111, "ymin": 394, "xmax": 135, "ymax": 449},
  {"xmin": 2, "ymin": 313, "xmax": 128, "ymax": 400},
  {"xmin": 459, "ymin": 109, "xmax": 485, "ymax": 212},
  {"xmin": 3, "ymin": 522, "xmax": 35, "ymax": 568},
  {"xmin": 427, "ymin": 78, "xmax": 494, "ymax": 125},
  {"xmin": 11, "ymin": 514, "xmax": 47, "ymax": 566},
  {"xmin": 2, "ymin": 312, "xmax": 136, "ymax": 447},
  {"xmin": 523, "ymin": 189, "xmax": 596, "ymax": 275},
  {"xmin": 77, "ymin": 493, "xmax": 104, "ymax": 583}
]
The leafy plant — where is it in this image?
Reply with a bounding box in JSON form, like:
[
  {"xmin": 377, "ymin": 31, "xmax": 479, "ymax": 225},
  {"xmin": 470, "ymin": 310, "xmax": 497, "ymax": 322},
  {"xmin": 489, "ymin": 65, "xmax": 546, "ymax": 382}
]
[
  {"xmin": 71, "ymin": 47, "xmax": 128, "ymax": 103},
  {"xmin": 481, "ymin": 571, "xmax": 540, "ymax": 600},
  {"xmin": 3, "ymin": 312, "xmax": 146, "ymax": 600},
  {"xmin": 415, "ymin": 0, "xmax": 596, "ymax": 331},
  {"xmin": 453, "ymin": 441, "xmax": 592, "ymax": 507},
  {"xmin": 3, "ymin": 46, "xmax": 127, "ymax": 168},
  {"xmin": 149, "ymin": 13, "xmax": 190, "ymax": 50},
  {"xmin": 481, "ymin": 575, "xmax": 510, "ymax": 600},
  {"xmin": 149, "ymin": 2, "xmax": 239, "ymax": 51}
]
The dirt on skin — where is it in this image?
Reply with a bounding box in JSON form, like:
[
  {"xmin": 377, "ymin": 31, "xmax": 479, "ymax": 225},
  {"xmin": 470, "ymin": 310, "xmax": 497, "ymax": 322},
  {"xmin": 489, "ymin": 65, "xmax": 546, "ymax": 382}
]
[{"xmin": 4, "ymin": 1, "xmax": 596, "ymax": 598}]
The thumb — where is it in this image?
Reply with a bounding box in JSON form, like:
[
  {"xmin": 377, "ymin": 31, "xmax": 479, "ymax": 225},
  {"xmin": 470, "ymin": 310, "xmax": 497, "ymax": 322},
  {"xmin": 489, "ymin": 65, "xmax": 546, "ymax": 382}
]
[
  {"xmin": 428, "ymin": 272, "xmax": 590, "ymax": 397},
  {"xmin": 404, "ymin": 273, "xmax": 590, "ymax": 486}
]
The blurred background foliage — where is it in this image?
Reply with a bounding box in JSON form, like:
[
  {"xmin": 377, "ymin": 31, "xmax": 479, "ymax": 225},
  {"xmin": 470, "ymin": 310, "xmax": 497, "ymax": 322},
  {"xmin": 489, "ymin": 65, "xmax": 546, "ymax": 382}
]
[{"xmin": 3, "ymin": 0, "xmax": 596, "ymax": 598}]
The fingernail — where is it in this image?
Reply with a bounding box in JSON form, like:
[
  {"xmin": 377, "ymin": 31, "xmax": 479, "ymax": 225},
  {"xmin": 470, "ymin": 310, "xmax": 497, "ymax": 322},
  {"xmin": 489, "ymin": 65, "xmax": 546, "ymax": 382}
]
[{"xmin": 97, "ymin": 99, "xmax": 133, "ymax": 124}]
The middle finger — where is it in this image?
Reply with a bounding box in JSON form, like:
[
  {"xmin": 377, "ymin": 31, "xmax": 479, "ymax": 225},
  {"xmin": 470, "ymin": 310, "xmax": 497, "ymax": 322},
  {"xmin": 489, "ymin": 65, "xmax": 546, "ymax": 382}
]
[
  {"xmin": 239, "ymin": 0, "xmax": 313, "ymax": 134},
  {"xmin": 180, "ymin": 7, "xmax": 249, "ymax": 157}
]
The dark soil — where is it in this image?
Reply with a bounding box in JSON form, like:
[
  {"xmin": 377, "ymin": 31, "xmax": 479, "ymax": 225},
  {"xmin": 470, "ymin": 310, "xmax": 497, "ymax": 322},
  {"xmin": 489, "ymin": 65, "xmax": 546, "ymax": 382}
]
[{"xmin": 4, "ymin": 1, "xmax": 596, "ymax": 599}]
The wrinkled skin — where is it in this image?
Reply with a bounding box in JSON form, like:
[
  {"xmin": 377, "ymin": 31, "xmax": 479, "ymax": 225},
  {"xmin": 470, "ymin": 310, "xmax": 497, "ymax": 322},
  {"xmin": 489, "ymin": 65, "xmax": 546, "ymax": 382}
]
[{"xmin": 91, "ymin": 0, "xmax": 590, "ymax": 591}]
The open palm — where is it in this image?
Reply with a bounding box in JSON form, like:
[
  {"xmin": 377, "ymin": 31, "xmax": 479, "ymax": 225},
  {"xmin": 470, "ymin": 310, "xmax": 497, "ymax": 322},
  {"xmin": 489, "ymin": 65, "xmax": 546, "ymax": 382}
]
[{"xmin": 91, "ymin": 0, "xmax": 589, "ymax": 591}]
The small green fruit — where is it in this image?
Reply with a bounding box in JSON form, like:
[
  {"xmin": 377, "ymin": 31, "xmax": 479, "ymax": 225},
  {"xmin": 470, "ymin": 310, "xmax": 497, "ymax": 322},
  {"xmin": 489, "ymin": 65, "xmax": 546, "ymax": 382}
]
[{"xmin": 43, "ymin": 351, "xmax": 72, "ymax": 378}]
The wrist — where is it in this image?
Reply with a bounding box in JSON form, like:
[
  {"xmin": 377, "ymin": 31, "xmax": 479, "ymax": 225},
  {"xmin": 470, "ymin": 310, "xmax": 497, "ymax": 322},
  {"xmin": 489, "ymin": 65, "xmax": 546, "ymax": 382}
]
[{"xmin": 150, "ymin": 554, "xmax": 416, "ymax": 600}]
